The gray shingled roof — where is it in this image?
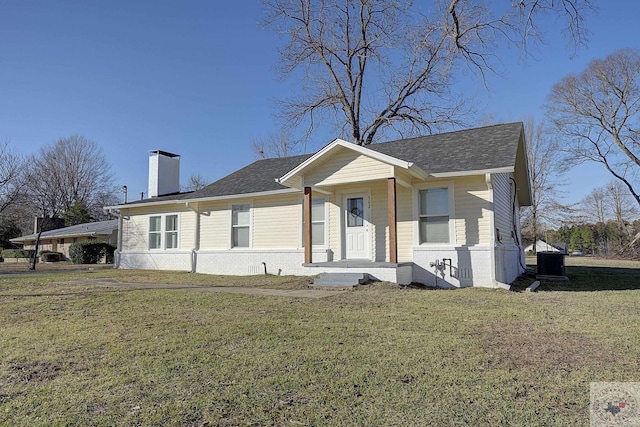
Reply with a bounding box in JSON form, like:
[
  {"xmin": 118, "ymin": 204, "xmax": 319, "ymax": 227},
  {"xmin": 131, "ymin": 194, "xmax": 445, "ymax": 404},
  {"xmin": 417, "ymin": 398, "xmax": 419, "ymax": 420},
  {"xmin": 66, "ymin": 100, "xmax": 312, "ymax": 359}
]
[
  {"xmin": 189, "ymin": 153, "xmax": 312, "ymax": 198},
  {"xmin": 11, "ymin": 220, "xmax": 119, "ymax": 243},
  {"xmin": 123, "ymin": 123, "xmax": 523, "ymax": 206},
  {"xmin": 368, "ymin": 122, "xmax": 523, "ymax": 174}
]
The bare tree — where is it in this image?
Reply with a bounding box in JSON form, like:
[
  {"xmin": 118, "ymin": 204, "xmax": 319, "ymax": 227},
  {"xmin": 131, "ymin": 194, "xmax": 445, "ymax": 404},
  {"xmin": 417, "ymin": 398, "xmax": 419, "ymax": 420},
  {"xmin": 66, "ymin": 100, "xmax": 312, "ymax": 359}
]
[
  {"xmin": 253, "ymin": 129, "xmax": 304, "ymax": 159},
  {"xmin": 607, "ymin": 180, "xmax": 640, "ymax": 250},
  {"xmin": 264, "ymin": 0, "xmax": 594, "ymax": 145},
  {"xmin": 0, "ymin": 141, "xmax": 28, "ymax": 216},
  {"xmin": 546, "ymin": 49, "xmax": 640, "ymax": 208},
  {"xmin": 580, "ymin": 186, "xmax": 609, "ymax": 224},
  {"xmin": 183, "ymin": 173, "xmax": 209, "ymax": 192},
  {"xmin": 24, "ymin": 136, "xmax": 117, "ymax": 269},
  {"xmin": 26, "ymin": 159, "xmax": 63, "ymax": 270},
  {"xmin": 519, "ymin": 117, "xmax": 565, "ymax": 249},
  {"xmin": 31, "ymin": 135, "xmax": 117, "ymax": 218}
]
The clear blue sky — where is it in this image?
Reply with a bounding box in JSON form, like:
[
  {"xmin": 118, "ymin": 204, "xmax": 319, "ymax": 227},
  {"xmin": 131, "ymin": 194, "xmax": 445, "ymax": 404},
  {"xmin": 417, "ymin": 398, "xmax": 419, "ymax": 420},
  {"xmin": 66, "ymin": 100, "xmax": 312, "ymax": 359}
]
[{"xmin": 1, "ymin": 1, "xmax": 638, "ymax": 206}]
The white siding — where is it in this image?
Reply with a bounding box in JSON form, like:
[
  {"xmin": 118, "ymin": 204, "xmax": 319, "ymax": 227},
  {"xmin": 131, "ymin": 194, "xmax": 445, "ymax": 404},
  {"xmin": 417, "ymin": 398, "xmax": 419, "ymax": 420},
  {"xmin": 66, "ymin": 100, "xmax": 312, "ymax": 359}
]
[
  {"xmin": 198, "ymin": 201, "xmax": 231, "ymax": 249},
  {"xmin": 396, "ymin": 184, "xmax": 413, "ymax": 262},
  {"xmin": 304, "ymin": 148, "xmax": 393, "ymax": 187},
  {"xmin": 454, "ymin": 176, "xmax": 492, "ymax": 245},
  {"xmin": 122, "ymin": 205, "xmax": 194, "ymax": 251},
  {"xmin": 492, "ymin": 173, "xmax": 516, "ymax": 245},
  {"xmin": 369, "ymin": 181, "xmax": 388, "ymax": 262},
  {"xmin": 253, "ymin": 195, "xmax": 300, "ymax": 249}
]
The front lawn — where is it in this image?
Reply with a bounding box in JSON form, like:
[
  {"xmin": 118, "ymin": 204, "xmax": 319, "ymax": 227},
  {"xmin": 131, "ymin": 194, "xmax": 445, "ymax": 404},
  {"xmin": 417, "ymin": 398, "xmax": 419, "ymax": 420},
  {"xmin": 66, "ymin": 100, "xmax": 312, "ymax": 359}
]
[{"xmin": 1, "ymin": 262, "xmax": 639, "ymax": 425}]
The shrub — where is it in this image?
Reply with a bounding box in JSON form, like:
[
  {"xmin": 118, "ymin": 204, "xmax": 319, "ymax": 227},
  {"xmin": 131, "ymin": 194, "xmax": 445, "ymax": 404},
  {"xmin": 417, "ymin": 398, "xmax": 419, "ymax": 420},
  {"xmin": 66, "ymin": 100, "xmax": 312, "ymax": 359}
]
[
  {"xmin": 40, "ymin": 251, "xmax": 63, "ymax": 262},
  {"xmin": 1, "ymin": 249, "xmax": 31, "ymax": 259},
  {"xmin": 69, "ymin": 242, "xmax": 116, "ymax": 264}
]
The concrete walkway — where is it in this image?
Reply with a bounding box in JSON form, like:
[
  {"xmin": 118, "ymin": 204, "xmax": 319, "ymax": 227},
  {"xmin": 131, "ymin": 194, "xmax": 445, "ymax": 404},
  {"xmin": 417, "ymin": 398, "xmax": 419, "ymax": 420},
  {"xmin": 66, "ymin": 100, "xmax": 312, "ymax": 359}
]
[{"xmin": 59, "ymin": 278, "xmax": 345, "ymax": 299}]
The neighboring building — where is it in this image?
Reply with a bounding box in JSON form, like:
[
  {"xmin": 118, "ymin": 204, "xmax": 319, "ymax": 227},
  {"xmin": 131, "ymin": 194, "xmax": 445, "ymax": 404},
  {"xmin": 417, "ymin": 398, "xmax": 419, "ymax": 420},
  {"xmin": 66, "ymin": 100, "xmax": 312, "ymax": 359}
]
[
  {"xmin": 524, "ymin": 240, "xmax": 566, "ymax": 254},
  {"xmin": 11, "ymin": 220, "xmax": 119, "ymax": 260},
  {"xmin": 108, "ymin": 123, "xmax": 532, "ymax": 288}
]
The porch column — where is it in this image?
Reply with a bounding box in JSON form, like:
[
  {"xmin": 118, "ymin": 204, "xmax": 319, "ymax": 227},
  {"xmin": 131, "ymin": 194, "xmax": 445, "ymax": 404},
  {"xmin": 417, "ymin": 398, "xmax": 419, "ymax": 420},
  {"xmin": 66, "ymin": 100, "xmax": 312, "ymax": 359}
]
[
  {"xmin": 303, "ymin": 186, "xmax": 312, "ymax": 264},
  {"xmin": 388, "ymin": 178, "xmax": 398, "ymax": 264}
]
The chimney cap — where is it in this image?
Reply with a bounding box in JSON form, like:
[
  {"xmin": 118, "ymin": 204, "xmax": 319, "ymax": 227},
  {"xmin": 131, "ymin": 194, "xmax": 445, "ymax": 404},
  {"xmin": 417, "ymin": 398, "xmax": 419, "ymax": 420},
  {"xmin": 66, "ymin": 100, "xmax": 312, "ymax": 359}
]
[{"xmin": 149, "ymin": 150, "xmax": 180, "ymax": 158}]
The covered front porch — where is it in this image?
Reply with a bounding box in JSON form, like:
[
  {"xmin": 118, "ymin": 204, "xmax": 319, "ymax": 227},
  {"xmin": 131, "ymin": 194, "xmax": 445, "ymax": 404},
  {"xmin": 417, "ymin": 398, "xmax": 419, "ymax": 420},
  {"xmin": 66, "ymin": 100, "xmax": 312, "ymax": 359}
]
[{"xmin": 276, "ymin": 138, "xmax": 428, "ymax": 273}]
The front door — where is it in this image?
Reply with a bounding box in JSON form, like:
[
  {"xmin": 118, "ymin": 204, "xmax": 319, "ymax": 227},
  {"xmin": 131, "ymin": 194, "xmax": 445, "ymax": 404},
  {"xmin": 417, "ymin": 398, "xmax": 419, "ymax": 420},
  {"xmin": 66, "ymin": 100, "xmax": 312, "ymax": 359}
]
[{"xmin": 344, "ymin": 193, "xmax": 370, "ymax": 259}]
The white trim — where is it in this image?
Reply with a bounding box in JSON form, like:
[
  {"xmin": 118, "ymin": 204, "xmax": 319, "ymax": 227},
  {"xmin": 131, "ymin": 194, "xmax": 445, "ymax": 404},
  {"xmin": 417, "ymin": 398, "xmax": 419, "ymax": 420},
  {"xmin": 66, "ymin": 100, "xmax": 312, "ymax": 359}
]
[
  {"xmin": 106, "ymin": 188, "xmax": 300, "ymax": 210},
  {"xmin": 230, "ymin": 202, "xmax": 253, "ymax": 249},
  {"xmin": 486, "ymin": 173, "xmax": 497, "ymax": 285},
  {"xmin": 429, "ymin": 167, "xmax": 513, "ymax": 178},
  {"xmin": 413, "ymin": 182, "xmax": 456, "ymax": 246},
  {"xmin": 147, "ymin": 213, "xmax": 181, "ymax": 251},
  {"xmin": 277, "ymin": 139, "xmax": 428, "ymax": 186},
  {"xmin": 341, "ymin": 189, "xmax": 372, "ymax": 261}
]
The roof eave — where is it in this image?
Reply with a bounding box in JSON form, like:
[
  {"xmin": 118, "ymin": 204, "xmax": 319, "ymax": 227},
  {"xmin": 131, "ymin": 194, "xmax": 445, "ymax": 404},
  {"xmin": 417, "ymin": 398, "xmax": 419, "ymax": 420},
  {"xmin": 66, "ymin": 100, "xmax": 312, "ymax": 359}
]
[
  {"xmin": 429, "ymin": 167, "xmax": 514, "ymax": 178},
  {"xmin": 111, "ymin": 188, "xmax": 301, "ymax": 210}
]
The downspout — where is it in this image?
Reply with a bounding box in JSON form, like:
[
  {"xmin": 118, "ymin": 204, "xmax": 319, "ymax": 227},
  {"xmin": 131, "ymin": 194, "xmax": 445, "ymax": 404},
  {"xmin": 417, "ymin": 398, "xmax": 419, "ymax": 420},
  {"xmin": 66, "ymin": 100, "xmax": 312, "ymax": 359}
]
[
  {"xmin": 186, "ymin": 202, "xmax": 200, "ymax": 273},
  {"xmin": 108, "ymin": 208, "xmax": 123, "ymax": 269},
  {"xmin": 486, "ymin": 174, "xmax": 509, "ymax": 290}
]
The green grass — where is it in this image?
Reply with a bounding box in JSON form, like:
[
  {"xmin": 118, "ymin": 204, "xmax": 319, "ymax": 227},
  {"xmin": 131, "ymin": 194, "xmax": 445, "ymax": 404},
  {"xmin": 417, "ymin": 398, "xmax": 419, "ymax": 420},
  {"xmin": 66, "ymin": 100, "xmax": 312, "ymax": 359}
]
[{"xmin": 1, "ymin": 261, "xmax": 639, "ymax": 426}]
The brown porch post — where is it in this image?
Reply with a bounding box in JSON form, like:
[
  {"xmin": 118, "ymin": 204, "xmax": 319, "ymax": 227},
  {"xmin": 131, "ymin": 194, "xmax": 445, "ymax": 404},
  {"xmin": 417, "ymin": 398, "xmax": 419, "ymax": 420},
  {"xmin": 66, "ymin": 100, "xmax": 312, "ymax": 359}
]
[
  {"xmin": 388, "ymin": 178, "xmax": 398, "ymax": 264},
  {"xmin": 303, "ymin": 186, "xmax": 312, "ymax": 264}
]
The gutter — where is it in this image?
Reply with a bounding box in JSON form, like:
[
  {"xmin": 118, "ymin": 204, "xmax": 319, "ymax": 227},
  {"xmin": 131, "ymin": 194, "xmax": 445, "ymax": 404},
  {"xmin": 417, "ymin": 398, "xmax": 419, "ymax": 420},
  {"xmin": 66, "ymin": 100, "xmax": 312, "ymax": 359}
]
[
  {"xmin": 185, "ymin": 201, "xmax": 200, "ymax": 273},
  {"xmin": 486, "ymin": 173, "xmax": 498, "ymax": 288},
  {"xmin": 106, "ymin": 208, "xmax": 123, "ymax": 269}
]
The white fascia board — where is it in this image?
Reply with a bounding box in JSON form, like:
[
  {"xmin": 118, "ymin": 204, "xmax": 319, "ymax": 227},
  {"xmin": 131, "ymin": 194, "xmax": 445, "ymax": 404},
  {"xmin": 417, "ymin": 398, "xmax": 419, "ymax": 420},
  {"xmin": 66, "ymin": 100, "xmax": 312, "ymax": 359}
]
[
  {"xmin": 277, "ymin": 138, "xmax": 412, "ymax": 185},
  {"xmin": 407, "ymin": 164, "xmax": 429, "ymax": 180},
  {"xmin": 107, "ymin": 188, "xmax": 301, "ymax": 210},
  {"xmin": 10, "ymin": 231, "xmax": 107, "ymax": 243},
  {"xmin": 429, "ymin": 167, "xmax": 514, "ymax": 178}
]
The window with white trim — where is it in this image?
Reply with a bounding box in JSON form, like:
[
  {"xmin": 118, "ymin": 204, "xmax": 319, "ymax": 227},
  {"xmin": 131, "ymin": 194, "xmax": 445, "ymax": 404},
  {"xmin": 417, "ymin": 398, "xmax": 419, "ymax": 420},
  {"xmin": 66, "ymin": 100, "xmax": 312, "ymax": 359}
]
[
  {"xmin": 418, "ymin": 188, "xmax": 450, "ymax": 244},
  {"xmin": 232, "ymin": 204, "xmax": 250, "ymax": 247},
  {"xmin": 302, "ymin": 198, "xmax": 326, "ymax": 247},
  {"xmin": 149, "ymin": 216, "xmax": 162, "ymax": 249},
  {"xmin": 311, "ymin": 198, "xmax": 325, "ymax": 246},
  {"xmin": 165, "ymin": 215, "xmax": 178, "ymax": 249},
  {"xmin": 149, "ymin": 214, "xmax": 179, "ymax": 250}
]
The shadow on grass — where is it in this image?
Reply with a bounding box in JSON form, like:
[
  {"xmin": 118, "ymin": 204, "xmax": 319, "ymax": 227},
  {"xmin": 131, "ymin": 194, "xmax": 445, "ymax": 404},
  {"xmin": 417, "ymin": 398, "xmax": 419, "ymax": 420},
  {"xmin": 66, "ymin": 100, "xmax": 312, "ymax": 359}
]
[{"xmin": 513, "ymin": 265, "xmax": 640, "ymax": 292}]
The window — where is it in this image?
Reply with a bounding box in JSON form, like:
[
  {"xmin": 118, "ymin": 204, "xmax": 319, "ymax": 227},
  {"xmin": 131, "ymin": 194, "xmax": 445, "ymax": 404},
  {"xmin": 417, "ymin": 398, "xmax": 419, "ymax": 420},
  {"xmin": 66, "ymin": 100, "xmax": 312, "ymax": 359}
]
[
  {"xmin": 304, "ymin": 198, "xmax": 325, "ymax": 246},
  {"xmin": 232, "ymin": 204, "xmax": 250, "ymax": 247},
  {"xmin": 149, "ymin": 216, "xmax": 162, "ymax": 249},
  {"xmin": 149, "ymin": 214, "xmax": 179, "ymax": 250},
  {"xmin": 346, "ymin": 197, "xmax": 364, "ymax": 227},
  {"xmin": 165, "ymin": 215, "xmax": 178, "ymax": 249},
  {"xmin": 311, "ymin": 198, "xmax": 326, "ymax": 246},
  {"xmin": 418, "ymin": 188, "xmax": 450, "ymax": 244}
]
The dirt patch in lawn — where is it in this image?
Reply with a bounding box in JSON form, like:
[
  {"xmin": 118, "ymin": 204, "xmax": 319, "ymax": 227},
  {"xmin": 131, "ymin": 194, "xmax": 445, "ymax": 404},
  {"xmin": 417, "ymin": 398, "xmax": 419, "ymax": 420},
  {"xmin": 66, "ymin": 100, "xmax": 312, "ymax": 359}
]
[
  {"xmin": 5, "ymin": 360, "xmax": 62, "ymax": 384},
  {"xmin": 478, "ymin": 321, "xmax": 610, "ymax": 372}
]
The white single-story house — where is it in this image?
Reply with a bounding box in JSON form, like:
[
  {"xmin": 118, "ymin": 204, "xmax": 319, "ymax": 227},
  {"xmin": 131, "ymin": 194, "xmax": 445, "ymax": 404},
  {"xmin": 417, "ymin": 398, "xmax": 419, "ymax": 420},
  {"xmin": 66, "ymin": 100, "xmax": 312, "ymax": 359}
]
[
  {"xmin": 10, "ymin": 219, "xmax": 119, "ymax": 260},
  {"xmin": 107, "ymin": 122, "xmax": 531, "ymax": 288}
]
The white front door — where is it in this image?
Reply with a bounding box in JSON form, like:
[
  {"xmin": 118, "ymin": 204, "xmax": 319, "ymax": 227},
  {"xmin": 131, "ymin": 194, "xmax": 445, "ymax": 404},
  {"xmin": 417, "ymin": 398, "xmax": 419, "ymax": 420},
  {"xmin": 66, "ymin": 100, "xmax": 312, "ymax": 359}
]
[{"xmin": 343, "ymin": 193, "xmax": 370, "ymax": 259}]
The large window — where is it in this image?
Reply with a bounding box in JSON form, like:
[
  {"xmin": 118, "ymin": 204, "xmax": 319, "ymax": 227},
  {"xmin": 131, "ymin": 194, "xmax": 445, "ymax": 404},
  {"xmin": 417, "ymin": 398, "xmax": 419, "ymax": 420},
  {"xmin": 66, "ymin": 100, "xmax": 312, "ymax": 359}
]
[
  {"xmin": 232, "ymin": 204, "xmax": 250, "ymax": 247},
  {"xmin": 149, "ymin": 214, "xmax": 179, "ymax": 250},
  {"xmin": 311, "ymin": 198, "xmax": 325, "ymax": 246},
  {"xmin": 418, "ymin": 188, "xmax": 450, "ymax": 244}
]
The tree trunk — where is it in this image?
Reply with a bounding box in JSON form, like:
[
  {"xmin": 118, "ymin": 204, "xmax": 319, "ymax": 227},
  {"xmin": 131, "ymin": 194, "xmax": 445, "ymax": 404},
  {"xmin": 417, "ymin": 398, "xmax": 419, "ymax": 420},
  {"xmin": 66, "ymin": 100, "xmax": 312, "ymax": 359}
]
[{"xmin": 29, "ymin": 217, "xmax": 48, "ymax": 271}]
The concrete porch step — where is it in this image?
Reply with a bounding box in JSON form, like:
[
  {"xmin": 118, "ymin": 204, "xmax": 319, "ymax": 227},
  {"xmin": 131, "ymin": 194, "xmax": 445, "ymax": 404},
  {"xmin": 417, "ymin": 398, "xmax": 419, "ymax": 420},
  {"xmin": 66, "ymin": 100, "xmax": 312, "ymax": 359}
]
[{"xmin": 311, "ymin": 272, "xmax": 369, "ymax": 289}]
